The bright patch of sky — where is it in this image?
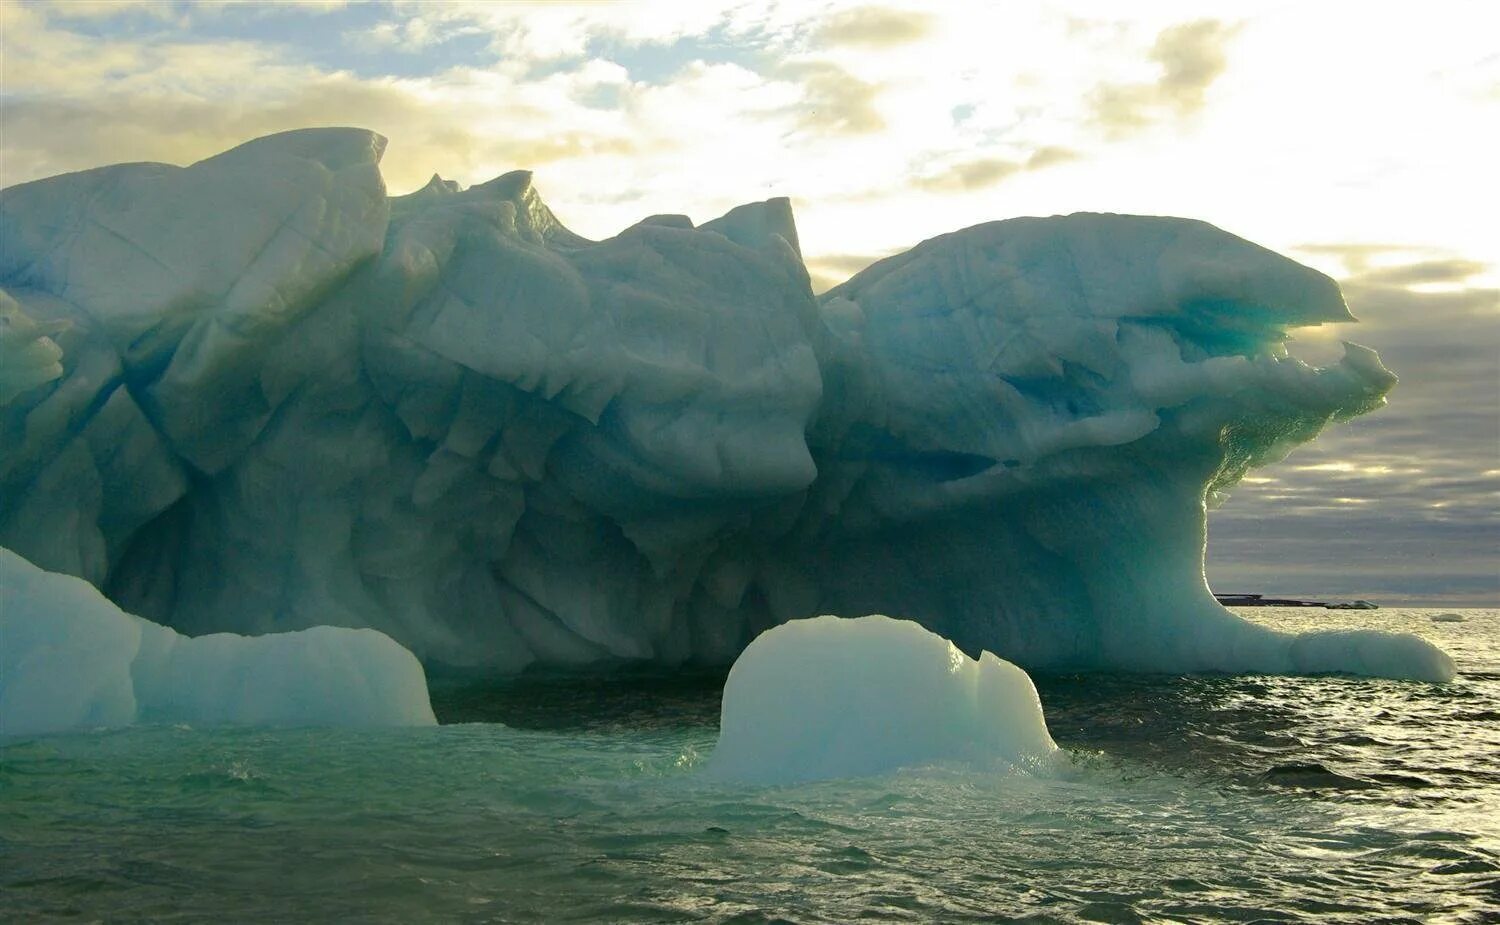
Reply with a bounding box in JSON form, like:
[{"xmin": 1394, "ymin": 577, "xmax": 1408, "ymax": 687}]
[{"xmin": 2, "ymin": 0, "xmax": 1496, "ymax": 602}]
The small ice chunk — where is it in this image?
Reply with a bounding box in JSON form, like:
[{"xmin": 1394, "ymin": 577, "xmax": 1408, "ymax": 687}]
[
  {"xmin": 708, "ymin": 615, "xmax": 1058, "ymax": 783},
  {"xmin": 0, "ymin": 548, "xmax": 436, "ymax": 736},
  {"xmin": 1430, "ymin": 612, "xmax": 1466, "ymax": 623}
]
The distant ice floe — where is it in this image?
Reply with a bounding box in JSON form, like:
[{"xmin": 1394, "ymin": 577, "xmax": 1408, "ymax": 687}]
[
  {"xmin": 0, "ymin": 548, "xmax": 436, "ymax": 736},
  {"xmin": 708, "ymin": 615, "xmax": 1058, "ymax": 783},
  {"xmin": 1430, "ymin": 612, "xmax": 1466, "ymax": 623},
  {"xmin": 0, "ymin": 127, "xmax": 1453, "ymax": 682}
]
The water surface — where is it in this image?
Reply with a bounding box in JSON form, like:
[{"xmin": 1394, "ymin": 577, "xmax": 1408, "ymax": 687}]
[{"xmin": 3, "ymin": 608, "xmax": 1496, "ymax": 922}]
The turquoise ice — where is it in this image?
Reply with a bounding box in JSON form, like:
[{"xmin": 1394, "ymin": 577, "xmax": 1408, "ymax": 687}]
[
  {"xmin": 710, "ymin": 615, "xmax": 1058, "ymax": 783},
  {"xmin": 0, "ymin": 128, "xmax": 1453, "ymax": 684},
  {"xmin": 0, "ymin": 548, "xmax": 435, "ymax": 734}
]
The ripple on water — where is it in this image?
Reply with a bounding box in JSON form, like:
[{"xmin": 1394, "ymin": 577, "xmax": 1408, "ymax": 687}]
[{"xmin": 1, "ymin": 609, "xmax": 1497, "ymax": 922}]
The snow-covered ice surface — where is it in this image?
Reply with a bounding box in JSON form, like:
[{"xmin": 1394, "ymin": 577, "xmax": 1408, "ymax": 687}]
[
  {"xmin": 709, "ymin": 615, "xmax": 1057, "ymax": 782},
  {"xmin": 0, "ymin": 547, "xmax": 435, "ymax": 734},
  {"xmin": 0, "ymin": 127, "xmax": 1451, "ymax": 679}
]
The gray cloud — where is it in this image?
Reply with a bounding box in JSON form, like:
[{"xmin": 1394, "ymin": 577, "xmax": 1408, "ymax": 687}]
[
  {"xmin": 0, "ymin": 80, "xmax": 639, "ymax": 192},
  {"xmin": 1090, "ymin": 19, "xmax": 1236, "ymax": 134},
  {"xmin": 1207, "ymin": 253, "xmax": 1500, "ymax": 605},
  {"xmin": 805, "ymin": 251, "xmax": 897, "ymax": 293},
  {"xmin": 1294, "ymin": 243, "xmax": 1419, "ymax": 259},
  {"xmin": 813, "ymin": 6, "xmax": 933, "ymax": 48},
  {"xmin": 1350, "ymin": 259, "xmax": 1488, "ymax": 287},
  {"xmin": 808, "ymin": 252, "xmax": 890, "ymax": 275},
  {"xmin": 914, "ymin": 158, "xmax": 1020, "ymax": 191},
  {"xmin": 779, "ymin": 61, "xmax": 885, "ymax": 135},
  {"xmin": 913, "ymin": 146, "xmax": 1079, "ymax": 193},
  {"xmin": 1023, "ymin": 145, "xmax": 1080, "ymax": 170},
  {"xmin": 1153, "ymin": 19, "xmax": 1233, "ymax": 109}
]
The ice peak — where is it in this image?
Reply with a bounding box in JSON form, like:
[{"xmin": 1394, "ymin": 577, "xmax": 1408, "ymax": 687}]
[
  {"xmin": 196, "ymin": 126, "xmax": 388, "ymax": 172},
  {"xmin": 702, "ymin": 196, "xmax": 802, "ymax": 257},
  {"xmin": 465, "ymin": 168, "xmax": 590, "ymax": 247},
  {"xmin": 471, "ymin": 168, "xmax": 535, "ymax": 200},
  {"xmin": 421, "ymin": 173, "xmax": 461, "ymax": 194}
]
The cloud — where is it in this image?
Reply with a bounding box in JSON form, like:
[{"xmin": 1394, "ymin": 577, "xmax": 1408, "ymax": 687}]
[
  {"xmin": 349, "ymin": 15, "xmax": 448, "ymax": 53},
  {"xmin": 914, "ymin": 158, "xmax": 1020, "ymax": 191},
  {"xmin": 1023, "ymin": 145, "xmax": 1080, "ymax": 170},
  {"xmin": 197, "ymin": 0, "xmax": 352, "ymax": 13},
  {"xmin": 1350, "ymin": 259, "xmax": 1489, "ymax": 287},
  {"xmin": 0, "ymin": 70, "xmax": 640, "ymax": 194},
  {"xmin": 1207, "ymin": 251, "xmax": 1500, "ymax": 604},
  {"xmin": 1153, "ymin": 19, "xmax": 1235, "ymax": 111},
  {"xmin": 778, "ymin": 60, "xmax": 885, "ymax": 135},
  {"xmin": 1292, "ymin": 243, "xmax": 1436, "ymax": 265},
  {"xmin": 912, "ymin": 146, "xmax": 1078, "ymax": 192},
  {"xmin": 813, "ymin": 6, "xmax": 933, "ymax": 48},
  {"xmin": 804, "ymin": 251, "xmax": 897, "ymax": 292},
  {"xmin": 371, "ymin": 1, "xmax": 737, "ymax": 65},
  {"xmin": 808, "ymin": 252, "xmax": 890, "ymax": 275},
  {"xmin": 1089, "ymin": 18, "xmax": 1237, "ymax": 134},
  {"xmin": 29, "ymin": 0, "xmax": 180, "ymax": 20}
]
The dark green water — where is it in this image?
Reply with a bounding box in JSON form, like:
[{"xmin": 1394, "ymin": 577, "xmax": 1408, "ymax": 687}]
[{"xmin": 3, "ymin": 609, "xmax": 1497, "ymax": 923}]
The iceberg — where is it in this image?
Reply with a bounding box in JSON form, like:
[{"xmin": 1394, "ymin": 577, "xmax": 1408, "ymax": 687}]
[
  {"xmin": 0, "ymin": 547, "xmax": 436, "ymax": 735},
  {"xmin": 708, "ymin": 615, "xmax": 1058, "ymax": 783},
  {"xmin": 0, "ymin": 128, "xmax": 1453, "ymax": 682}
]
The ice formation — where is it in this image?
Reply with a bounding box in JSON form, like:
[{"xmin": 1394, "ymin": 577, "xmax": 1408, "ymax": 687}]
[
  {"xmin": 709, "ymin": 615, "xmax": 1058, "ymax": 782},
  {"xmin": 0, "ymin": 128, "xmax": 1454, "ymax": 682},
  {"xmin": 0, "ymin": 547, "xmax": 436, "ymax": 735}
]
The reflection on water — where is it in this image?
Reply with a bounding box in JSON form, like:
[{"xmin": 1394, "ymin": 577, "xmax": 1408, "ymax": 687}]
[{"xmin": 2, "ymin": 608, "xmax": 1496, "ymax": 922}]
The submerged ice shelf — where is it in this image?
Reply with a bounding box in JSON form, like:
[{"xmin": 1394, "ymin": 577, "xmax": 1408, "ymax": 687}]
[{"xmin": 0, "ymin": 127, "xmax": 1454, "ymax": 683}]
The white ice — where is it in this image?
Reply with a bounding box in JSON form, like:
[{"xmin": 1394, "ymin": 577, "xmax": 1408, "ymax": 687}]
[
  {"xmin": 709, "ymin": 615, "xmax": 1058, "ymax": 783},
  {"xmin": 0, "ymin": 547, "xmax": 436, "ymax": 735},
  {"xmin": 0, "ymin": 127, "xmax": 1454, "ymax": 682}
]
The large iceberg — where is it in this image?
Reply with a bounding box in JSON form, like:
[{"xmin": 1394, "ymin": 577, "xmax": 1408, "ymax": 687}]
[
  {"xmin": 0, "ymin": 128, "xmax": 1453, "ymax": 682},
  {"xmin": 709, "ymin": 615, "xmax": 1058, "ymax": 783},
  {"xmin": 0, "ymin": 547, "xmax": 436, "ymax": 735}
]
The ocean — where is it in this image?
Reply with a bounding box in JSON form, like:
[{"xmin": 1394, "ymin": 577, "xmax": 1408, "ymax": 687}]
[{"xmin": 3, "ymin": 608, "xmax": 1496, "ymax": 923}]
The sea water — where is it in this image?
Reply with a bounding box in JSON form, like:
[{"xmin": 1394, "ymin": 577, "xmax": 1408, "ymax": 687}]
[{"xmin": 3, "ymin": 609, "xmax": 1496, "ymax": 923}]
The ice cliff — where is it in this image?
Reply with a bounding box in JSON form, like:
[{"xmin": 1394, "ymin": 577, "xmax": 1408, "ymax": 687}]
[{"xmin": 0, "ymin": 128, "xmax": 1454, "ymax": 682}]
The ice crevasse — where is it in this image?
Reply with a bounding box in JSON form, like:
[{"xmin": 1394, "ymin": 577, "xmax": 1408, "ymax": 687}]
[{"xmin": 0, "ymin": 127, "xmax": 1455, "ymax": 684}]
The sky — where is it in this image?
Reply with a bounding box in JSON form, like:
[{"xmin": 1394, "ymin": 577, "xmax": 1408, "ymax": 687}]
[{"xmin": 2, "ymin": 0, "xmax": 1496, "ymax": 604}]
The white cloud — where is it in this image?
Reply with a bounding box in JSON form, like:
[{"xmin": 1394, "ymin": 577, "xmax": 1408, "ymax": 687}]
[
  {"xmin": 4, "ymin": 0, "xmax": 1498, "ymax": 265},
  {"xmin": 1088, "ymin": 19, "xmax": 1239, "ymax": 133},
  {"xmin": 372, "ymin": 1, "xmax": 744, "ymax": 64},
  {"xmin": 28, "ymin": 0, "xmax": 181, "ymax": 20},
  {"xmin": 812, "ymin": 6, "xmax": 933, "ymax": 47}
]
